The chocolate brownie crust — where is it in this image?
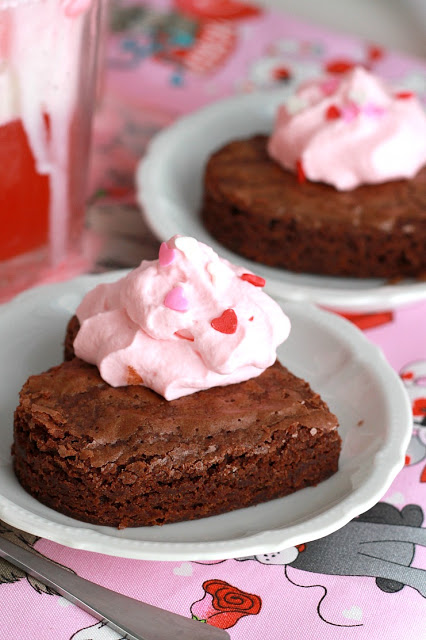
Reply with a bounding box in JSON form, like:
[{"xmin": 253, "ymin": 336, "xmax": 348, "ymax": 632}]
[
  {"xmin": 13, "ymin": 358, "xmax": 340, "ymax": 528},
  {"xmin": 64, "ymin": 314, "xmax": 80, "ymax": 361},
  {"xmin": 201, "ymin": 135, "xmax": 426, "ymax": 278}
]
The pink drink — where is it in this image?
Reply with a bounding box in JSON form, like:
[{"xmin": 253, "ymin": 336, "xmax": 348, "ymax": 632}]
[{"xmin": 0, "ymin": 0, "xmax": 102, "ymax": 300}]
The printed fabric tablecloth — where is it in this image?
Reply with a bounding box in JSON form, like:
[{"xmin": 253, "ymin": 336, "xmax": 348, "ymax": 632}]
[{"xmin": 1, "ymin": 1, "xmax": 426, "ymax": 638}]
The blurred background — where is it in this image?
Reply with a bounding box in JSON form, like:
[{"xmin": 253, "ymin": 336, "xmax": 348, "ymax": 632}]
[{"xmin": 257, "ymin": 0, "xmax": 426, "ymax": 57}]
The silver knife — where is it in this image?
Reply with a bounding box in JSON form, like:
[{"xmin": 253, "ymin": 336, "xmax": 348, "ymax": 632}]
[{"xmin": 0, "ymin": 534, "xmax": 230, "ymax": 640}]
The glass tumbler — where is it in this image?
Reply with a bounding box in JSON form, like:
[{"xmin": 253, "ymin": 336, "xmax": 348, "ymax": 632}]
[{"xmin": 0, "ymin": 0, "xmax": 103, "ymax": 301}]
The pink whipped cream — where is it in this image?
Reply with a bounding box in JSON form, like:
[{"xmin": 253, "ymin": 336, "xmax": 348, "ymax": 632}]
[
  {"xmin": 74, "ymin": 236, "xmax": 291, "ymax": 400},
  {"xmin": 268, "ymin": 66, "xmax": 426, "ymax": 190}
]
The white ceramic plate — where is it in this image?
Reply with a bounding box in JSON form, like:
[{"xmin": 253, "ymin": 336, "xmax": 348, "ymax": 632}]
[
  {"xmin": 0, "ymin": 273, "xmax": 411, "ymax": 560},
  {"xmin": 136, "ymin": 89, "xmax": 426, "ymax": 313}
]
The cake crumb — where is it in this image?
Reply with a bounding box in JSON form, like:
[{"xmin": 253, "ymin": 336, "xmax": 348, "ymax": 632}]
[
  {"xmin": 127, "ymin": 366, "xmax": 143, "ymax": 385},
  {"xmin": 357, "ymin": 419, "xmax": 365, "ymax": 427}
]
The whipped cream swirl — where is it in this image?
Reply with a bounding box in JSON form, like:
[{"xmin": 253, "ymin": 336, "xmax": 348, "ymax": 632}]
[
  {"xmin": 268, "ymin": 67, "xmax": 426, "ymax": 190},
  {"xmin": 74, "ymin": 236, "xmax": 291, "ymax": 400}
]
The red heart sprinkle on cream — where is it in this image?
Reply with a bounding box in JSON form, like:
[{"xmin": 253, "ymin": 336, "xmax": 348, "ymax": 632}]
[
  {"xmin": 164, "ymin": 286, "xmax": 189, "ymax": 312},
  {"xmin": 395, "ymin": 91, "xmax": 414, "ymax": 100},
  {"xmin": 159, "ymin": 242, "xmax": 176, "ymax": 266},
  {"xmin": 325, "ymin": 59, "xmax": 355, "ymax": 74},
  {"xmin": 211, "ymin": 309, "xmax": 238, "ymax": 334},
  {"xmin": 240, "ymin": 273, "xmax": 266, "ymax": 287},
  {"xmin": 296, "ymin": 159, "xmax": 306, "ymax": 183},
  {"xmin": 325, "ymin": 104, "xmax": 341, "ymax": 120}
]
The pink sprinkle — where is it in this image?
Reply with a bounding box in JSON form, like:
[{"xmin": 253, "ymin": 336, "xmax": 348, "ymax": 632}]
[
  {"xmin": 159, "ymin": 242, "xmax": 176, "ymax": 267},
  {"xmin": 320, "ymin": 77, "xmax": 340, "ymax": 96},
  {"xmin": 363, "ymin": 103, "xmax": 386, "ymax": 117},
  {"xmin": 342, "ymin": 103, "xmax": 360, "ymax": 122},
  {"xmin": 164, "ymin": 286, "xmax": 189, "ymax": 312}
]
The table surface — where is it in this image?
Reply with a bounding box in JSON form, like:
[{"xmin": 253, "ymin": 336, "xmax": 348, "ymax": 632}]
[{"xmin": 1, "ymin": 1, "xmax": 426, "ymax": 639}]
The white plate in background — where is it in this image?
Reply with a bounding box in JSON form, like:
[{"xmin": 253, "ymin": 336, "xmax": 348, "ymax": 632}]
[
  {"xmin": 137, "ymin": 90, "xmax": 426, "ymax": 313},
  {"xmin": 0, "ymin": 273, "xmax": 412, "ymax": 560}
]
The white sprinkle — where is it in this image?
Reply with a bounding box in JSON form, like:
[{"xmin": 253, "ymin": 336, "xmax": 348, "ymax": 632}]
[
  {"xmin": 285, "ymin": 95, "xmax": 308, "ymax": 115},
  {"xmin": 310, "ymin": 428, "xmax": 318, "ymax": 436},
  {"xmin": 174, "ymin": 236, "xmax": 200, "ymax": 259},
  {"xmin": 349, "ymin": 88, "xmax": 366, "ymax": 105},
  {"xmin": 292, "ymin": 432, "xmax": 298, "ymax": 438}
]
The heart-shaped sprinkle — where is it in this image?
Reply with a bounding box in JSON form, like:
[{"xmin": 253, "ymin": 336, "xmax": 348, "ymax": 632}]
[
  {"xmin": 240, "ymin": 273, "xmax": 266, "ymax": 287},
  {"xmin": 211, "ymin": 309, "xmax": 238, "ymax": 334},
  {"xmin": 273, "ymin": 66, "xmax": 291, "ymax": 81},
  {"xmin": 395, "ymin": 91, "xmax": 414, "ymax": 100},
  {"xmin": 285, "ymin": 95, "xmax": 308, "ymax": 115},
  {"xmin": 206, "ymin": 260, "xmax": 227, "ymax": 286},
  {"xmin": 320, "ymin": 77, "xmax": 340, "ymax": 96},
  {"xmin": 164, "ymin": 286, "xmax": 189, "ymax": 312},
  {"xmin": 296, "ymin": 159, "xmax": 306, "ymax": 183},
  {"xmin": 342, "ymin": 103, "xmax": 360, "ymax": 122},
  {"xmin": 367, "ymin": 45, "xmax": 384, "ymax": 62},
  {"xmin": 159, "ymin": 242, "xmax": 175, "ymax": 266},
  {"xmin": 325, "ymin": 104, "xmax": 341, "ymax": 120},
  {"xmin": 175, "ymin": 236, "xmax": 200, "ymax": 260},
  {"xmin": 348, "ymin": 88, "xmax": 366, "ymax": 105},
  {"xmin": 325, "ymin": 59, "xmax": 355, "ymax": 74},
  {"xmin": 363, "ymin": 102, "xmax": 386, "ymax": 117}
]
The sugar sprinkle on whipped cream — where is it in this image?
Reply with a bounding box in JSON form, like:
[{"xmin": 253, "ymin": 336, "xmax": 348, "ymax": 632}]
[
  {"xmin": 74, "ymin": 236, "xmax": 291, "ymax": 400},
  {"xmin": 268, "ymin": 66, "xmax": 426, "ymax": 190}
]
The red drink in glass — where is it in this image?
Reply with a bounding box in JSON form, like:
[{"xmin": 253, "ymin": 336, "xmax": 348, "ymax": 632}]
[{"xmin": 0, "ymin": 0, "xmax": 101, "ymax": 300}]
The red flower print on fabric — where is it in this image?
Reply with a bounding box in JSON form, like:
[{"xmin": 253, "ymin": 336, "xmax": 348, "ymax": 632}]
[{"xmin": 190, "ymin": 579, "xmax": 262, "ymax": 629}]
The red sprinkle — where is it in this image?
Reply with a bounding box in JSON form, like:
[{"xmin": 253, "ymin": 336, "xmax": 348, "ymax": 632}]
[
  {"xmin": 395, "ymin": 91, "xmax": 414, "ymax": 100},
  {"xmin": 325, "ymin": 104, "xmax": 341, "ymax": 120},
  {"xmin": 296, "ymin": 159, "xmax": 306, "ymax": 184},
  {"xmin": 296, "ymin": 543, "xmax": 306, "ymax": 552},
  {"xmin": 240, "ymin": 273, "xmax": 266, "ymax": 287},
  {"xmin": 367, "ymin": 45, "xmax": 385, "ymax": 61},
  {"xmin": 325, "ymin": 59, "xmax": 355, "ymax": 74},
  {"xmin": 405, "ymin": 455, "xmax": 411, "ymax": 466},
  {"xmin": 211, "ymin": 309, "xmax": 238, "ymax": 334},
  {"xmin": 400, "ymin": 371, "xmax": 414, "ymax": 380},
  {"xmin": 272, "ymin": 66, "xmax": 291, "ymax": 81},
  {"xmin": 249, "ymin": 316, "xmax": 254, "ymax": 322}
]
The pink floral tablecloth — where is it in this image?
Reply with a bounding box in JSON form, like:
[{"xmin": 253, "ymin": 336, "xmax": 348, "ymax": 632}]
[{"xmin": 1, "ymin": 1, "xmax": 426, "ymax": 638}]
